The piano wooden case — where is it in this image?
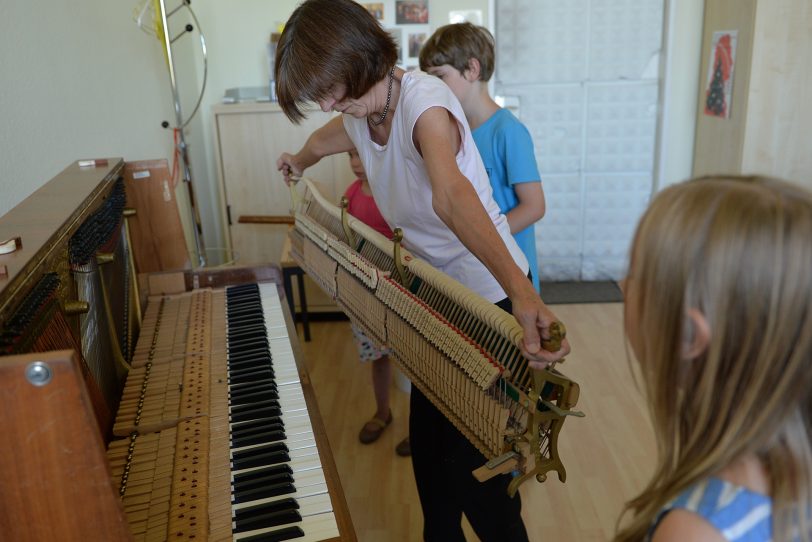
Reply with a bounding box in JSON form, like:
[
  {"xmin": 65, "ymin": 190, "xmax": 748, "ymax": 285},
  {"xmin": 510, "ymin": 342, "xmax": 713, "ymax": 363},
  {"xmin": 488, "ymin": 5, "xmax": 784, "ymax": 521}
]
[{"xmin": 0, "ymin": 160, "xmax": 355, "ymax": 541}]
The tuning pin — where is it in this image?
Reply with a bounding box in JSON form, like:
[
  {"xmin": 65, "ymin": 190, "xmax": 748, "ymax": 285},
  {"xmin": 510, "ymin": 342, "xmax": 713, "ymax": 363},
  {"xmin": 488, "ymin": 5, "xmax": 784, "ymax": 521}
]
[
  {"xmin": 64, "ymin": 301, "xmax": 90, "ymax": 315},
  {"xmin": 96, "ymin": 252, "xmax": 115, "ymax": 265}
]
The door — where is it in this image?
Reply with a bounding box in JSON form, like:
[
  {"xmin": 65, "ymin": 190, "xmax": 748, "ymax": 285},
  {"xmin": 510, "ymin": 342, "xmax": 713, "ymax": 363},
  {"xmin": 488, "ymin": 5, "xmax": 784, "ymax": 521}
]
[{"xmin": 495, "ymin": 0, "xmax": 664, "ymax": 281}]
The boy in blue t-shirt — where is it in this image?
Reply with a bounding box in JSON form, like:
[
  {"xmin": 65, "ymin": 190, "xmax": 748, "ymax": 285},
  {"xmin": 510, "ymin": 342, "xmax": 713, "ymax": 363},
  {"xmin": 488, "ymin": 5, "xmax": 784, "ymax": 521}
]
[{"xmin": 420, "ymin": 22, "xmax": 546, "ymax": 292}]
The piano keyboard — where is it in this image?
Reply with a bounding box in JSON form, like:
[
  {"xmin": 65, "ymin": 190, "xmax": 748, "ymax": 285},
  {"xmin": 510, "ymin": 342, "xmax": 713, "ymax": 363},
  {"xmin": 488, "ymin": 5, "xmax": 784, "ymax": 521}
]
[
  {"xmin": 108, "ymin": 282, "xmax": 339, "ymax": 541},
  {"xmin": 226, "ymin": 283, "xmax": 339, "ymax": 542}
]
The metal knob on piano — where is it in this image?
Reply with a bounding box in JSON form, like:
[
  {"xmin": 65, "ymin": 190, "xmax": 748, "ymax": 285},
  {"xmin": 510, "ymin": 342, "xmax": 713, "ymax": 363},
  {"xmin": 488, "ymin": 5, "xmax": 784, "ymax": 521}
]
[{"xmin": 25, "ymin": 361, "xmax": 53, "ymax": 387}]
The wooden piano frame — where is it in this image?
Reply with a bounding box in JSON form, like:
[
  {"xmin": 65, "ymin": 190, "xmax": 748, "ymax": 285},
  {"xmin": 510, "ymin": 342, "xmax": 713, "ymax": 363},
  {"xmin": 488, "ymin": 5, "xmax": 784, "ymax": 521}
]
[{"xmin": 0, "ymin": 159, "xmax": 355, "ymax": 541}]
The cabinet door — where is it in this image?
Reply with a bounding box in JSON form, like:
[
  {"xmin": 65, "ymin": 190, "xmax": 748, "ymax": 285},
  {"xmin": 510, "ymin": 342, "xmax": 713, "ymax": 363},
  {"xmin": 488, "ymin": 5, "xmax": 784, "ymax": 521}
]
[{"xmin": 218, "ymin": 109, "xmax": 352, "ymax": 265}]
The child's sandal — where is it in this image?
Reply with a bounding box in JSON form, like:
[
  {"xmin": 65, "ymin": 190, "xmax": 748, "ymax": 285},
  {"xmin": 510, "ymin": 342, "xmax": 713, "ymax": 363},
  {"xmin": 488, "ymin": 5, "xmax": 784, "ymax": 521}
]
[{"xmin": 358, "ymin": 411, "xmax": 393, "ymax": 444}]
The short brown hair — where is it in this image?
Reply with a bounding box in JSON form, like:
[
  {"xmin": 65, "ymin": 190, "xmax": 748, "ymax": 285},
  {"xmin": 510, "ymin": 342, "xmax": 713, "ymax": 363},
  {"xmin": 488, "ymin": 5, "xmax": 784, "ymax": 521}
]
[
  {"xmin": 419, "ymin": 22, "xmax": 495, "ymax": 81},
  {"xmin": 274, "ymin": 0, "xmax": 398, "ymax": 123}
]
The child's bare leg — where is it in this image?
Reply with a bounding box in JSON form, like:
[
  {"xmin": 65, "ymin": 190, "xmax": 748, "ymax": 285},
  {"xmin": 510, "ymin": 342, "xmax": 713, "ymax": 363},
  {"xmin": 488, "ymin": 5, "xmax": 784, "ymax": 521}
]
[
  {"xmin": 371, "ymin": 355, "xmax": 392, "ymax": 420},
  {"xmin": 358, "ymin": 354, "xmax": 394, "ymax": 443}
]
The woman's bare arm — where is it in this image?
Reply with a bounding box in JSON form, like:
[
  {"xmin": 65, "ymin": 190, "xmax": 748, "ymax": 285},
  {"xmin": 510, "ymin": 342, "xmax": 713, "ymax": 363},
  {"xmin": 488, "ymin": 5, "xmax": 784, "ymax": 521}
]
[{"xmin": 414, "ymin": 107, "xmax": 569, "ymax": 365}]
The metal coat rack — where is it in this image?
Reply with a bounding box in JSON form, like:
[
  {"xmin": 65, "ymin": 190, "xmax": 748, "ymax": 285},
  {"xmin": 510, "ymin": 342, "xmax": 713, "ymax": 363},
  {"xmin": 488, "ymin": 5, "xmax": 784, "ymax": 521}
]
[{"xmin": 137, "ymin": 0, "xmax": 209, "ymax": 267}]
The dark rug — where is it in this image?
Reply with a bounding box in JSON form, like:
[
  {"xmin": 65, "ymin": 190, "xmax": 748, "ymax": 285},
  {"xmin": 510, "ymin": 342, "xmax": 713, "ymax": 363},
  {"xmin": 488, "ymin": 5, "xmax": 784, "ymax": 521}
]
[{"xmin": 540, "ymin": 281, "xmax": 623, "ymax": 305}]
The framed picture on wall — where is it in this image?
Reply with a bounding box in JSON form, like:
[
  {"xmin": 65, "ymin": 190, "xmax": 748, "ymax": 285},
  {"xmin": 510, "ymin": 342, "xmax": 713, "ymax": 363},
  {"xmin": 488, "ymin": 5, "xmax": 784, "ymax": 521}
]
[
  {"xmin": 395, "ymin": 0, "xmax": 429, "ymax": 25},
  {"xmin": 408, "ymin": 32, "xmax": 427, "ymax": 58},
  {"xmin": 362, "ymin": 3, "xmax": 384, "ymax": 20}
]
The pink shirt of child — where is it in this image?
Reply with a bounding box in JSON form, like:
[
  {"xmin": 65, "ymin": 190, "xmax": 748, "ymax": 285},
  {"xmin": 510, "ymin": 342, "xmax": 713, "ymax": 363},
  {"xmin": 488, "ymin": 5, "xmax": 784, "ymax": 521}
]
[{"xmin": 344, "ymin": 179, "xmax": 393, "ymax": 239}]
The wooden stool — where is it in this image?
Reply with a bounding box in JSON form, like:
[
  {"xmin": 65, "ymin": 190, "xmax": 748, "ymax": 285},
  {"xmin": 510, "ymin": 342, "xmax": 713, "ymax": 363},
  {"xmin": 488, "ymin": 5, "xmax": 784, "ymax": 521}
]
[{"xmin": 281, "ymin": 234, "xmax": 311, "ymax": 341}]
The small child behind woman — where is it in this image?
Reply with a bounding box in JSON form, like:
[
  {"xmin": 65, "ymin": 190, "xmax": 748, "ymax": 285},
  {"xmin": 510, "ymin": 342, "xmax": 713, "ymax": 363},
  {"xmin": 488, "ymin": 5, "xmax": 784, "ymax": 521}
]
[{"xmin": 343, "ymin": 148, "xmax": 410, "ymax": 456}]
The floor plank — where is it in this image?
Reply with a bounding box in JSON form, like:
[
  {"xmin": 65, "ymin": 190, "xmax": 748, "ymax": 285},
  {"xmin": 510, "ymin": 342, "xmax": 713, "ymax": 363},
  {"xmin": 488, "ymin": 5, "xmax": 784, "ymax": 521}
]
[{"xmin": 300, "ymin": 302, "xmax": 655, "ymax": 541}]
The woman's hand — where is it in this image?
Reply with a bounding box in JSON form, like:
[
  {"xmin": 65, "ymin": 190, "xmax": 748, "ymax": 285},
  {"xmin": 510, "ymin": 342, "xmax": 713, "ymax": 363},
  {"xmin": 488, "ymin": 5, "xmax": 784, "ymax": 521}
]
[
  {"xmin": 276, "ymin": 153, "xmax": 303, "ymax": 185},
  {"xmin": 510, "ymin": 286, "xmax": 571, "ymax": 369}
]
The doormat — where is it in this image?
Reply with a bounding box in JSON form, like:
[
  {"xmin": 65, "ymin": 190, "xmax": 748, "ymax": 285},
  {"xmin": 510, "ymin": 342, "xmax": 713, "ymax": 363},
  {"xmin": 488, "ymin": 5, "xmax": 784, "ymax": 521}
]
[{"xmin": 540, "ymin": 281, "xmax": 623, "ymax": 305}]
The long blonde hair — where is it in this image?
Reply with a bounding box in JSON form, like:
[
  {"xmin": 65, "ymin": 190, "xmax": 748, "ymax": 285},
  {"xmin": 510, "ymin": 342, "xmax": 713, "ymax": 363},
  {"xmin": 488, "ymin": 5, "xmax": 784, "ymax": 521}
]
[{"xmin": 615, "ymin": 176, "xmax": 812, "ymax": 541}]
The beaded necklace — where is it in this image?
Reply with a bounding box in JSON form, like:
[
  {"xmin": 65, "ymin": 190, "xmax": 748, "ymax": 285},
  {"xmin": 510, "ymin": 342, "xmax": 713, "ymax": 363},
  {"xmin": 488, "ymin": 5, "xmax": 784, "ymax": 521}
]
[{"xmin": 369, "ymin": 67, "xmax": 395, "ymax": 126}]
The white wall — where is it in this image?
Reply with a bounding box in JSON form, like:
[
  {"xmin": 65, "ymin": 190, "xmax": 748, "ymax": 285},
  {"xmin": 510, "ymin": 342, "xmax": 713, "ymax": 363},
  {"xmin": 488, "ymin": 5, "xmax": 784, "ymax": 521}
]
[
  {"xmin": 0, "ymin": 0, "xmax": 175, "ymax": 215},
  {"xmin": 654, "ymin": 0, "xmax": 704, "ymax": 191}
]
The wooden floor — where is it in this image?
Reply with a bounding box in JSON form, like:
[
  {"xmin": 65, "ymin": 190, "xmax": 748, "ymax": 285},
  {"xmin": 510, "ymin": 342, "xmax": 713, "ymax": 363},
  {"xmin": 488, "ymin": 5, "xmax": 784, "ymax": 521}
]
[{"xmin": 299, "ymin": 302, "xmax": 656, "ymax": 542}]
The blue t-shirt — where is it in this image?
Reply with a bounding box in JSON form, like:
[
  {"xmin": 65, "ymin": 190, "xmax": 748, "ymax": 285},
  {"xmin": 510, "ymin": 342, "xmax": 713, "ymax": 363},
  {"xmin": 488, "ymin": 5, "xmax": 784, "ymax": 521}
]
[
  {"xmin": 473, "ymin": 108, "xmax": 542, "ymax": 292},
  {"xmin": 650, "ymin": 477, "xmax": 773, "ymax": 541}
]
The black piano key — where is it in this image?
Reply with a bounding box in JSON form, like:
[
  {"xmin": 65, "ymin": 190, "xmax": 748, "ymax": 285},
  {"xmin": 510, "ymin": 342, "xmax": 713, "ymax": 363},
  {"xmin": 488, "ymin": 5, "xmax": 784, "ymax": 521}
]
[
  {"xmin": 229, "ymin": 355, "xmax": 274, "ymax": 371},
  {"xmin": 233, "ymin": 463, "xmax": 293, "ymax": 485},
  {"xmin": 227, "ymin": 308, "xmax": 263, "ymax": 319},
  {"xmin": 232, "ymin": 429, "xmax": 286, "ymax": 449},
  {"xmin": 227, "ymin": 283, "xmax": 259, "ymax": 295},
  {"xmin": 236, "ymin": 526, "xmax": 305, "ymax": 542},
  {"xmin": 231, "ymin": 469, "xmax": 296, "ymax": 504},
  {"xmin": 231, "ymin": 442, "xmax": 290, "ymax": 471},
  {"xmin": 227, "ymin": 337, "xmax": 270, "ymax": 353},
  {"xmin": 229, "ymin": 379, "xmax": 278, "ymax": 395},
  {"xmin": 228, "ymin": 348, "xmax": 272, "ymax": 364},
  {"xmin": 228, "ymin": 314, "xmax": 265, "ymax": 327},
  {"xmin": 228, "ymin": 361, "xmax": 273, "ymax": 378},
  {"xmin": 228, "ymin": 326, "xmax": 271, "ymax": 341},
  {"xmin": 227, "ymin": 316, "xmax": 264, "ymax": 328},
  {"xmin": 230, "ymin": 387, "xmax": 279, "ymax": 406},
  {"xmin": 233, "ymin": 482, "xmax": 296, "ymax": 505},
  {"xmin": 227, "ymin": 306, "xmax": 265, "ymax": 319},
  {"xmin": 232, "ymin": 416, "xmax": 284, "ymax": 435},
  {"xmin": 233, "ymin": 499, "xmax": 301, "ymax": 533},
  {"xmin": 229, "ymin": 368, "xmax": 274, "ymax": 385},
  {"xmin": 230, "ymin": 401, "xmax": 282, "ymax": 423}
]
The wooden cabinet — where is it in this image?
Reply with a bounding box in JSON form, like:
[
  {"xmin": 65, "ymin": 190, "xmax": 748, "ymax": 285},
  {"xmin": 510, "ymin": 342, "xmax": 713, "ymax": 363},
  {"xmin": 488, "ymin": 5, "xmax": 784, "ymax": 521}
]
[
  {"xmin": 692, "ymin": 0, "xmax": 812, "ymax": 185},
  {"xmin": 212, "ymin": 102, "xmax": 355, "ymax": 311}
]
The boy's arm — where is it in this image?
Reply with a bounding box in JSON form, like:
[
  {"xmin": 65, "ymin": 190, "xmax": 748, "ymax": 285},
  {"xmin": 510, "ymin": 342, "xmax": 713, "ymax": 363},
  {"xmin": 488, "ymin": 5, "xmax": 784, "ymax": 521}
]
[
  {"xmin": 499, "ymin": 117, "xmax": 545, "ymax": 233},
  {"xmin": 415, "ymin": 106, "xmax": 569, "ymax": 366},
  {"xmin": 505, "ymin": 181, "xmax": 546, "ymax": 234},
  {"xmin": 276, "ymin": 116, "xmax": 354, "ymax": 183}
]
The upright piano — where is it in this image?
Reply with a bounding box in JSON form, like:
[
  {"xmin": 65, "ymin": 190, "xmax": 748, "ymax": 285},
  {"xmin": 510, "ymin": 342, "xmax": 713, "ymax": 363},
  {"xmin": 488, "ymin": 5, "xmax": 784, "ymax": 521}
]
[{"xmin": 0, "ymin": 159, "xmax": 355, "ymax": 541}]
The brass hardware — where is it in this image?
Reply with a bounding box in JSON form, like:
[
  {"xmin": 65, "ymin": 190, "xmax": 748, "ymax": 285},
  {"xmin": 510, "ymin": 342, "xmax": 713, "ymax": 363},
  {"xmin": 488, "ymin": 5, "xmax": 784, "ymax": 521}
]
[
  {"xmin": 0, "ymin": 236, "xmax": 22, "ymax": 255},
  {"xmin": 64, "ymin": 300, "xmax": 90, "ymax": 315},
  {"xmin": 541, "ymin": 321, "xmax": 566, "ymax": 353},
  {"xmin": 392, "ymin": 228, "xmax": 408, "ymax": 287},
  {"xmin": 122, "ymin": 210, "xmax": 143, "ymax": 329},
  {"xmin": 339, "ymin": 196, "xmax": 357, "ymax": 249},
  {"xmin": 96, "ymin": 252, "xmax": 115, "ymax": 265}
]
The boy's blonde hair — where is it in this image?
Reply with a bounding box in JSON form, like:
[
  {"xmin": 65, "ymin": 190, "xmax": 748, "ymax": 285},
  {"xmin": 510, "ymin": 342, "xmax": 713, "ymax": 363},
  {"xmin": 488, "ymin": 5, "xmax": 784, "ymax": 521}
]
[
  {"xmin": 419, "ymin": 22, "xmax": 494, "ymax": 81},
  {"xmin": 616, "ymin": 176, "xmax": 812, "ymax": 541}
]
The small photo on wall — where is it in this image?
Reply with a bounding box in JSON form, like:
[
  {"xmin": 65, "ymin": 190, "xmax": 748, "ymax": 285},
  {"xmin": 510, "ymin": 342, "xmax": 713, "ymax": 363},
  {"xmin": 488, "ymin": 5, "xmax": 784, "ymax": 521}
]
[
  {"xmin": 388, "ymin": 27, "xmax": 403, "ymax": 62},
  {"xmin": 362, "ymin": 3, "xmax": 384, "ymax": 21},
  {"xmin": 396, "ymin": 0, "xmax": 429, "ymax": 25},
  {"xmin": 408, "ymin": 32, "xmax": 427, "ymax": 58}
]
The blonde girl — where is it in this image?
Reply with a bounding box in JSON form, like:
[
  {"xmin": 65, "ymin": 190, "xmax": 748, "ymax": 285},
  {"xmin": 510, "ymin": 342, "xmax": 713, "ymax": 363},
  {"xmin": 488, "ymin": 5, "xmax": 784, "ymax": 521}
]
[{"xmin": 616, "ymin": 176, "xmax": 812, "ymax": 542}]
